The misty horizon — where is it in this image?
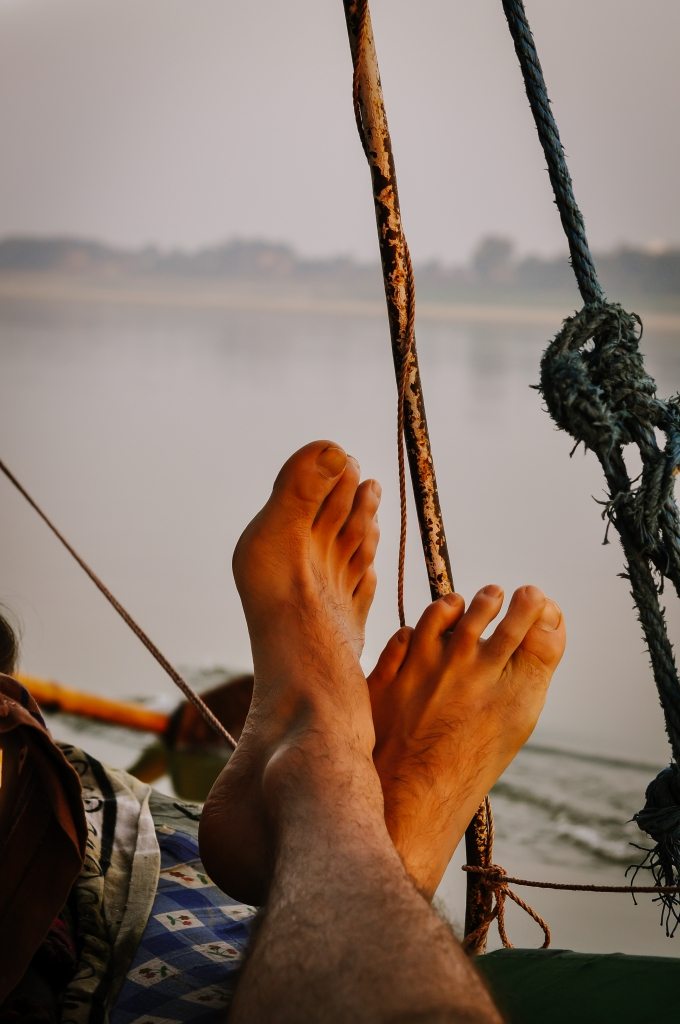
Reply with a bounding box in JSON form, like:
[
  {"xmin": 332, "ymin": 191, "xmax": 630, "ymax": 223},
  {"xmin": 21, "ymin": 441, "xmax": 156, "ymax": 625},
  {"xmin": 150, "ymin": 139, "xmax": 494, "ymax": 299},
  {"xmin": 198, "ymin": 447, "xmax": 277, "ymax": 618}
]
[
  {"xmin": 2, "ymin": 230, "xmax": 678, "ymax": 267},
  {"xmin": 2, "ymin": 2, "xmax": 679, "ymax": 264}
]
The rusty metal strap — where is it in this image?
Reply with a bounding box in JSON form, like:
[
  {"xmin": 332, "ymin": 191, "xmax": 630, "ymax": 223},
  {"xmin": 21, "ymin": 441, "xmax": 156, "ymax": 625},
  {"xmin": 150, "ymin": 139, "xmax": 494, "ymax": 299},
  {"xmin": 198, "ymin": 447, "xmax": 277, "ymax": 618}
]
[{"xmin": 342, "ymin": 0, "xmax": 493, "ymax": 954}]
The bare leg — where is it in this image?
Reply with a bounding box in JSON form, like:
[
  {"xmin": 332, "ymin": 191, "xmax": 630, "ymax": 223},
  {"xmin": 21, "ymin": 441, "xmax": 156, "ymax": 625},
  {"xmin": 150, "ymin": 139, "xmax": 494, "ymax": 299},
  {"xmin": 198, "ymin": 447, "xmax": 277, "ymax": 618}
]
[
  {"xmin": 199, "ymin": 441, "xmax": 380, "ymax": 905},
  {"xmin": 229, "ymin": 732, "xmax": 500, "ymax": 1024},
  {"xmin": 370, "ymin": 588, "xmax": 565, "ymax": 897},
  {"xmin": 200, "ymin": 441, "xmax": 501, "ymax": 1024}
]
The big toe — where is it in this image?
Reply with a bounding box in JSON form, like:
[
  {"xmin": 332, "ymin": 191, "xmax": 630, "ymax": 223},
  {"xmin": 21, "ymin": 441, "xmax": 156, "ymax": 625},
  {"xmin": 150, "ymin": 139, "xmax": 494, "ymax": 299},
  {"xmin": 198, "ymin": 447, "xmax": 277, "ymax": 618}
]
[
  {"xmin": 233, "ymin": 441, "xmax": 349, "ymax": 590},
  {"xmin": 368, "ymin": 626, "xmax": 413, "ymax": 690},
  {"xmin": 520, "ymin": 599, "xmax": 566, "ymax": 671},
  {"xmin": 271, "ymin": 440, "xmax": 348, "ymax": 515}
]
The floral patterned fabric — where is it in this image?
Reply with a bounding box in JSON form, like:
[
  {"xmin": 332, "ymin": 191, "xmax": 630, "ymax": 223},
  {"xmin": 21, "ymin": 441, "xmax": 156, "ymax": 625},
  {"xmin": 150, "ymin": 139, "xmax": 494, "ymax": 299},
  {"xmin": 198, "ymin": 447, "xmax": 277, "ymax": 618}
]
[
  {"xmin": 56, "ymin": 750, "xmax": 257, "ymax": 1023},
  {"xmin": 111, "ymin": 804, "xmax": 256, "ymax": 1024},
  {"xmin": 58, "ymin": 747, "xmax": 160, "ymax": 1024}
]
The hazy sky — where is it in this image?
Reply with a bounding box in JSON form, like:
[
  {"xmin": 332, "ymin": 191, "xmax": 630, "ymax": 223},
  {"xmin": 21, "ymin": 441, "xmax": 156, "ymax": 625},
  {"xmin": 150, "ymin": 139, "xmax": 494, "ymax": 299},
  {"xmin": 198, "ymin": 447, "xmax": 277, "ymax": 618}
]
[{"xmin": 2, "ymin": 1, "xmax": 679, "ymax": 263}]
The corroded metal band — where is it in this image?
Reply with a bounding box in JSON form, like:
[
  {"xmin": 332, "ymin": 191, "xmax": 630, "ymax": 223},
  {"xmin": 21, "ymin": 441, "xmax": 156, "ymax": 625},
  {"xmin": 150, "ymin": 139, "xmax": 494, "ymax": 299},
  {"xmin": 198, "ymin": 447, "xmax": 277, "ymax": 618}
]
[
  {"xmin": 464, "ymin": 798, "xmax": 495, "ymax": 953},
  {"xmin": 343, "ymin": 0, "xmax": 492, "ymax": 953},
  {"xmin": 344, "ymin": 0, "xmax": 453, "ymax": 600}
]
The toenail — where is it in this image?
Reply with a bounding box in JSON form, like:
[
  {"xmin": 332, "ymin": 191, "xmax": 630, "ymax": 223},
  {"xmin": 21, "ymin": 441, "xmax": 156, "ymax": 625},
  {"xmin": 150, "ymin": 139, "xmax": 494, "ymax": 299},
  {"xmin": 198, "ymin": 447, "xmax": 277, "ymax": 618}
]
[
  {"xmin": 442, "ymin": 592, "xmax": 462, "ymax": 606},
  {"xmin": 538, "ymin": 600, "xmax": 561, "ymax": 630},
  {"xmin": 482, "ymin": 584, "xmax": 503, "ymax": 598},
  {"xmin": 317, "ymin": 445, "xmax": 347, "ymax": 478},
  {"xmin": 370, "ymin": 480, "xmax": 382, "ymax": 497}
]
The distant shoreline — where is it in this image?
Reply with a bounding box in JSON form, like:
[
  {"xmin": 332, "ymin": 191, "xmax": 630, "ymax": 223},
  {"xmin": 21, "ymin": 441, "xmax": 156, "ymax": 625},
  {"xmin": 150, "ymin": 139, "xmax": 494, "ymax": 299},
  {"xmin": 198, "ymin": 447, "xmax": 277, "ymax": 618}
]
[{"xmin": 2, "ymin": 273, "xmax": 680, "ymax": 332}]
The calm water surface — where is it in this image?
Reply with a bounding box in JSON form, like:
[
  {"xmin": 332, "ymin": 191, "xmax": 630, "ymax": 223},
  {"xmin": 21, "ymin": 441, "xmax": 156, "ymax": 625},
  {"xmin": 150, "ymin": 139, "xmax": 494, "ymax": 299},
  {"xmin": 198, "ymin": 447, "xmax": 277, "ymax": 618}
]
[{"xmin": 1, "ymin": 293, "xmax": 679, "ymax": 955}]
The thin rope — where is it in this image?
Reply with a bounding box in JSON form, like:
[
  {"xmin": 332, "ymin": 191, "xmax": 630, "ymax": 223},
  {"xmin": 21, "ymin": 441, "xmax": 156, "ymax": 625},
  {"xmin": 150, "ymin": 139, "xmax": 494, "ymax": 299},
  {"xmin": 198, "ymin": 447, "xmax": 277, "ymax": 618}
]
[
  {"xmin": 464, "ymin": 799, "xmax": 680, "ymax": 948},
  {"xmin": 463, "ymin": 865, "xmax": 680, "ymax": 896},
  {"xmin": 0, "ymin": 457, "xmax": 237, "ymax": 750},
  {"xmin": 462, "ymin": 864, "xmax": 551, "ymax": 951},
  {"xmin": 462, "ymin": 862, "xmax": 680, "ymax": 948},
  {"xmin": 396, "ymin": 245, "xmax": 416, "ymax": 628},
  {"xmin": 467, "ymin": 798, "xmax": 550, "ymax": 948}
]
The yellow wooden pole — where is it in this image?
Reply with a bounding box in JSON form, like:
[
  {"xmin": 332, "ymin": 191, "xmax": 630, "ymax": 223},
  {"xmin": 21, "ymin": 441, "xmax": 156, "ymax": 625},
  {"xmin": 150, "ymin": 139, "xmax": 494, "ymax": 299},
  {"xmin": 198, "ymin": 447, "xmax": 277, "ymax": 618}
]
[{"xmin": 16, "ymin": 672, "xmax": 170, "ymax": 734}]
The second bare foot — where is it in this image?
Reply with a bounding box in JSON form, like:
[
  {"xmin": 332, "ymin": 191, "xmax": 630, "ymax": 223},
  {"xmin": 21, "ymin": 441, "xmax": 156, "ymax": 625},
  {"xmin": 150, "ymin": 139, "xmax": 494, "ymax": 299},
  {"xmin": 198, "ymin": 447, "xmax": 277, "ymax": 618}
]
[{"xmin": 369, "ymin": 585, "xmax": 565, "ymax": 897}]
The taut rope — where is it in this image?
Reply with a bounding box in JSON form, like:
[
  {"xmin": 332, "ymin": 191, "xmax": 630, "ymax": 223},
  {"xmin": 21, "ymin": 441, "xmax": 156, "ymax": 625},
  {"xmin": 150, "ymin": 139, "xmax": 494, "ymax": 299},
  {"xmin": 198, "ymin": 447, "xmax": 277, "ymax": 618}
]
[{"xmin": 0, "ymin": 458, "xmax": 237, "ymax": 750}]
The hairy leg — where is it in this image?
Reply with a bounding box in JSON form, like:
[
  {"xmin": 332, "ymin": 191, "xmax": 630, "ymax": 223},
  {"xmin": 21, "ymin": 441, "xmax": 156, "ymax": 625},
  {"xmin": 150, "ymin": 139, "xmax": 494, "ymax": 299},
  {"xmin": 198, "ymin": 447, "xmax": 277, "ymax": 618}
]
[
  {"xmin": 369, "ymin": 586, "xmax": 565, "ymax": 897},
  {"xmin": 200, "ymin": 441, "xmax": 501, "ymax": 1024},
  {"xmin": 229, "ymin": 743, "xmax": 500, "ymax": 1024}
]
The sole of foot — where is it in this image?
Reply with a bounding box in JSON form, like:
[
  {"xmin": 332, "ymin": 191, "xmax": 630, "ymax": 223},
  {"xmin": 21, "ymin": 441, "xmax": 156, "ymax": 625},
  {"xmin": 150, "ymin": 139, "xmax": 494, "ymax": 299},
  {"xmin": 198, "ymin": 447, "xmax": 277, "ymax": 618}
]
[
  {"xmin": 368, "ymin": 584, "xmax": 565, "ymax": 898},
  {"xmin": 199, "ymin": 441, "xmax": 382, "ymax": 904}
]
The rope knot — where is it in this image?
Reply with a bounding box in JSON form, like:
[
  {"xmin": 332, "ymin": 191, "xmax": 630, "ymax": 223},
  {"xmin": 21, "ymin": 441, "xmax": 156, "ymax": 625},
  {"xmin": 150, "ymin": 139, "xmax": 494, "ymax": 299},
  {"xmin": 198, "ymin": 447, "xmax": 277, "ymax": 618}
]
[
  {"xmin": 631, "ymin": 763, "xmax": 680, "ymax": 936},
  {"xmin": 540, "ymin": 301, "xmax": 652, "ymax": 456},
  {"xmin": 502, "ymin": 0, "xmax": 680, "ymax": 942},
  {"xmin": 462, "ymin": 864, "xmax": 551, "ymax": 951},
  {"xmin": 540, "ymin": 302, "xmax": 680, "ymax": 573}
]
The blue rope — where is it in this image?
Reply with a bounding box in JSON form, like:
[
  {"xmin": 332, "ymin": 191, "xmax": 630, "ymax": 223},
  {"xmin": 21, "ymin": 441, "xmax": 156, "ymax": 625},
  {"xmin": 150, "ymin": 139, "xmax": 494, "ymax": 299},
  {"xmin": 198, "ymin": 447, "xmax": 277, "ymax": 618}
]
[
  {"xmin": 502, "ymin": 1, "xmax": 603, "ymax": 306},
  {"xmin": 502, "ymin": 0, "xmax": 680, "ymax": 932}
]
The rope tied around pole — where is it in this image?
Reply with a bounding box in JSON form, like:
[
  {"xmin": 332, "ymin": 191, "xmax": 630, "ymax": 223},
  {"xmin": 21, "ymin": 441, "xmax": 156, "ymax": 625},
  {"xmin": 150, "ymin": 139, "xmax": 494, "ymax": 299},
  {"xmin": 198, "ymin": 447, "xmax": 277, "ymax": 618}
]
[
  {"xmin": 462, "ymin": 862, "xmax": 680, "ymax": 946},
  {"xmin": 503, "ymin": 0, "xmax": 680, "ymax": 930},
  {"xmin": 459, "ymin": 796, "xmax": 548, "ymax": 949},
  {"xmin": 462, "ymin": 865, "xmax": 551, "ymax": 951}
]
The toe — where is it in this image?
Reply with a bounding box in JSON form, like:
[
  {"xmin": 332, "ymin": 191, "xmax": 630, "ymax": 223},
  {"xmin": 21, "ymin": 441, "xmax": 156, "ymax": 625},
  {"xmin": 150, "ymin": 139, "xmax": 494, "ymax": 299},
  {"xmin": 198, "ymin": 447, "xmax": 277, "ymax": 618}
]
[
  {"xmin": 483, "ymin": 585, "xmax": 547, "ymax": 663},
  {"xmin": 271, "ymin": 440, "xmax": 348, "ymax": 517},
  {"xmin": 519, "ymin": 599, "xmax": 566, "ymax": 670},
  {"xmin": 347, "ymin": 515, "xmax": 380, "ymax": 588},
  {"xmin": 447, "ymin": 585, "xmax": 504, "ymax": 654},
  {"xmin": 368, "ymin": 626, "xmax": 413, "ymax": 689},
  {"xmin": 412, "ymin": 593, "xmax": 466, "ymax": 646},
  {"xmin": 313, "ymin": 455, "xmax": 361, "ymax": 539},
  {"xmin": 352, "ymin": 566, "xmax": 378, "ymax": 625},
  {"xmin": 336, "ymin": 478, "xmax": 382, "ymax": 559}
]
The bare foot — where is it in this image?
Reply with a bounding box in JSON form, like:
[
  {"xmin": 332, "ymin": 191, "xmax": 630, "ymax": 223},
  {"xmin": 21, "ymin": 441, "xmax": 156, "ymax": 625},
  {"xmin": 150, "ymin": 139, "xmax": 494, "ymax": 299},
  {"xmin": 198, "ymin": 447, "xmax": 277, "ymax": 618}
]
[
  {"xmin": 368, "ymin": 585, "xmax": 565, "ymax": 898},
  {"xmin": 199, "ymin": 441, "xmax": 382, "ymax": 904}
]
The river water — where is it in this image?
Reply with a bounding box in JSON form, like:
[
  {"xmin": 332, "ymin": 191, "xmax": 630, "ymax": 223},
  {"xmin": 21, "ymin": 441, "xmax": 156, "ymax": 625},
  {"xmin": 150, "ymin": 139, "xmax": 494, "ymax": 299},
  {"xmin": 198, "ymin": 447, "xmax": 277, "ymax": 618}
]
[{"xmin": 1, "ymin": 289, "xmax": 679, "ymax": 956}]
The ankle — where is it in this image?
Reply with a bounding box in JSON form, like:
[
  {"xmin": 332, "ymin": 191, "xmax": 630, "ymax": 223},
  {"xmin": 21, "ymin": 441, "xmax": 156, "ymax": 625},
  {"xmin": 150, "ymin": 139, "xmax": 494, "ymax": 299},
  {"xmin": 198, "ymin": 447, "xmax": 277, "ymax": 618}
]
[{"xmin": 263, "ymin": 733, "xmax": 383, "ymax": 827}]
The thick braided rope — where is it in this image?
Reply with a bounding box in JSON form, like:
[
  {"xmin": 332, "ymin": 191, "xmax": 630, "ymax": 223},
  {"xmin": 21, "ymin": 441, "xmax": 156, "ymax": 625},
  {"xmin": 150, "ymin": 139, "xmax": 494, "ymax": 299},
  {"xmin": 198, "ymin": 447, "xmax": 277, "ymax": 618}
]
[
  {"xmin": 502, "ymin": 0, "xmax": 602, "ymax": 306},
  {"xmin": 501, "ymin": 0, "xmax": 680, "ymax": 918},
  {"xmin": 540, "ymin": 304, "xmax": 680, "ymax": 760},
  {"xmin": 503, "ymin": 0, "xmax": 680, "ymax": 754}
]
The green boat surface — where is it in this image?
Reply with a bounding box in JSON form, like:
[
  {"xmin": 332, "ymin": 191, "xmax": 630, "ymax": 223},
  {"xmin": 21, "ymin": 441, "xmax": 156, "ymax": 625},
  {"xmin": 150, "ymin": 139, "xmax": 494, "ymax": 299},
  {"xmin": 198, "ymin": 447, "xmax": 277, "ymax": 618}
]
[{"xmin": 478, "ymin": 948, "xmax": 680, "ymax": 1023}]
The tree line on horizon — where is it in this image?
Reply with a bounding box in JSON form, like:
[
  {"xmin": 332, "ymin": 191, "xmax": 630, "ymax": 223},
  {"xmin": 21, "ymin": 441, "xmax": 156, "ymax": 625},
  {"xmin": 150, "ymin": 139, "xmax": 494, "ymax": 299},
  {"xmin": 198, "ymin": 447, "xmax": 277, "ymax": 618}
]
[{"xmin": 0, "ymin": 233, "xmax": 678, "ymax": 304}]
